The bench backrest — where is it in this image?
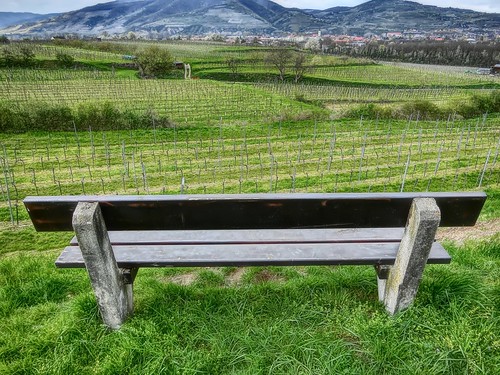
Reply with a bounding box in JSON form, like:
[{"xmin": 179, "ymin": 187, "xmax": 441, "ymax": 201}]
[{"xmin": 24, "ymin": 192, "xmax": 486, "ymax": 232}]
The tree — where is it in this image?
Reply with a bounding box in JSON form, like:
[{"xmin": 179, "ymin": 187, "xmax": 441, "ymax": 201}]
[
  {"xmin": 19, "ymin": 46, "xmax": 35, "ymax": 66},
  {"xmin": 136, "ymin": 46, "xmax": 173, "ymax": 78},
  {"xmin": 208, "ymin": 34, "xmax": 225, "ymax": 42},
  {"xmin": 305, "ymin": 38, "xmax": 321, "ymax": 52},
  {"xmin": 292, "ymin": 52, "xmax": 308, "ymax": 83},
  {"xmin": 266, "ymin": 48, "xmax": 292, "ymax": 82},
  {"xmin": 0, "ymin": 35, "xmax": 9, "ymax": 44},
  {"xmin": 226, "ymin": 57, "xmax": 240, "ymax": 79},
  {"xmin": 56, "ymin": 52, "xmax": 75, "ymax": 68}
]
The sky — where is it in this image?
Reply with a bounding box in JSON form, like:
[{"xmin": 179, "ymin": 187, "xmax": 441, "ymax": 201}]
[{"xmin": 1, "ymin": 0, "xmax": 500, "ymax": 14}]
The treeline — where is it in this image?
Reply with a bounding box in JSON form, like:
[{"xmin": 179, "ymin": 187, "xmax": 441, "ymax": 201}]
[
  {"xmin": 345, "ymin": 90, "xmax": 500, "ymax": 120},
  {"xmin": 0, "ymin": 101, "xmax": 173, "ymax": 133},
  {"xmin": 0, "ymin": 43, "xmax": 76, "ymax": 68},
  {"xmin": 325, "ymin": 40, "xmax": 500, "ymax": 67},
  {"xmin": 1, "ymin": 91, "xmax": 499, "ymax": 133},
  {"xmin": 51, "ymin": 39, "xmax": 138, "ymax": 56}
]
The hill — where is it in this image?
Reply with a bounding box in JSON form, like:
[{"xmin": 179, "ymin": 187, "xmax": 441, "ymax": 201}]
[
  {"xmin": 1, "ymin": 0, "xmax": 499, "ymax": 36},
  {"xmin": 0, "ymin": 12, "xmax": 55, "ymax": 29}
]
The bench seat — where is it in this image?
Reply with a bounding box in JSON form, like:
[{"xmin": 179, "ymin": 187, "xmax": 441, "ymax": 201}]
[
  {"xmin": 59, "ymin": 228, "xmax": 451, "ymax": 268},
  {"xmin": 58, "ymin": 242, "xmax": 451, "ymax": 268}
]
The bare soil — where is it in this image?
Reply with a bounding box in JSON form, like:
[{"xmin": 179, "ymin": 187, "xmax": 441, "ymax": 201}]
[
  {"xmin": 166, "ymin": 271, "xmax": 198, "ymax": 286},
  {"xmin": 226, "ymin": 267, "xmax": 246, "ymax": 286},
  {"xmin": 436, "ymin": 218, "xmax": 500, "ymax": 245}
]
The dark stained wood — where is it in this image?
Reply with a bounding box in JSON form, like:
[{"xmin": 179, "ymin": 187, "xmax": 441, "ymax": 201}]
[
  {"xmin": 24, "ymin": 192, "xmax": 486, "ymax": 232},
  {"xmin": 56, "ymin": 242, "xmax": 451, "ymax": 268},
  {"xmin": 69, "ymin": 228, "xmax": 405, "ymax": 246}
]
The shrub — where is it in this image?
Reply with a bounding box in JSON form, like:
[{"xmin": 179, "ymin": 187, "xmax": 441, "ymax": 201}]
[
  {"xmin": 1, "ymin": 48, "xmax": 16, "ymax": 67},
  {"xmin": 56, "ymin": 52, "xmax": 75, "ymax": 68},
  {"xmin": 344, "ymin": 103, "xmax": 391, "ymax": 119},
  {"xmin": 0, "ymin": 102, "xmax": 21, "ymax": 131},
  {"xmin": 0, "ymin": 101, "xmax": 176, "ymax": 132},
  {"xmin": 399, "ymin": 100, "xmax": 442, "ymax": 120},
  {"xmin": 0, "ymin": 45, "xmax": 36, "ymax": 67},
  {"xmin": 0, "ymin": 102, "xmax": 74, "ymax": 132},
  {"xmin": 31, "ymin": 104, "xmax": 74, "ymax": 131},
  {"xmin": 76, "ymin": 102, "xmax": 124, "ymax": 130},
  {"xmin": 136, "ymin": 46, "xmax": 174, "ymax": 78},
  {"xmin": 19, "ymin": 46, "xmax": 35, "ymax": 66},
  {"xmin": 452, "ymin": 91, "xmax": 500, "ymax": 118}
]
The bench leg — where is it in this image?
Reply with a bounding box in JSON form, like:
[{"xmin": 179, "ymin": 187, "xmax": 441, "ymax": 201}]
[
  {"xmin": 383, "ymin": 198, "xmax": 441, "ymax": 315},
  {"xmin": 122, "ymin": 268, "xmax": 138, "ymax": 313},
  {"xmin": 374, "ymin": 265, "xmax": 391, "ymax": 302},
  {"xmin": 72, "ymin": 202, "xmax": 133, "ymax": 329}
]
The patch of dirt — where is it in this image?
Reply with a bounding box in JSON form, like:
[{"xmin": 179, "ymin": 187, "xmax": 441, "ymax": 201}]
[
  {"xmin": 295, "ymin": 266, "xmax": 308, "ymax": 276},
  {"xmin": 436, "ymin": 218, "xmax": 500, "ymax": 245},
  {"xmin": 166, "ymin": 271, "xmax": 198, "ymax": 286},
  {"xmin": 164, "ymin": 268, "xmax": 225, "ymax": 286},
  {"xmin": 226, "ymin": 267, "xmax": 247, "ymax": 286},
  {"xmin": 252, "ymin": 269, "xmax": 286, "ymax": 284}
]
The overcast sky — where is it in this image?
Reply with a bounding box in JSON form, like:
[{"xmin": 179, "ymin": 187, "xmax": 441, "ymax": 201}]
[{"xmin": 1, "ymin": 0, "xmax": 500, "ymax": 14}]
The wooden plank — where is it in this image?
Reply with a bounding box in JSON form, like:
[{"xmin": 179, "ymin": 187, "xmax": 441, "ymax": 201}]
[
  {"xmin": 56, "ymin": 242, "xmax": 451, "ymax": 268},
  {"xmin": 69, "ymin": 228, "xmax": 406, "ymax": 246},
  {"xmin": 24, "ymin": 192, "xmax": 486, "ymax": 232}
]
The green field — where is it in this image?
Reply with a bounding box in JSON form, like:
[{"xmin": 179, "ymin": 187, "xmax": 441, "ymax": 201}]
[{"xmin": 0, "ymin": 39, "xmax": 499, "ymax": 374}]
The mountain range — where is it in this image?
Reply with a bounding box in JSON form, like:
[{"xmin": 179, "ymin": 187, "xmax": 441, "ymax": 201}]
[
  {"xmin": 0, "ymin": 12, "xmax": 57, "ymax": 29},
  {"xmin": 1, "ymin": 0, "xmax": 499, "ymax": 36}
]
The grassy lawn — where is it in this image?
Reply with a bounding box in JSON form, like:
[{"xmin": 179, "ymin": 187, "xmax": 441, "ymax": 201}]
[{"xmin": 0, "ymin": 235, "xmax": 498, "ymax": 374}]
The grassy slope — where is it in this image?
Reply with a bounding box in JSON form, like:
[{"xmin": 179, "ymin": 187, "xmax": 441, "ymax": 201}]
[{"xmin": 0, "ymin": 236, "xmax": 498, "ymax": 374}]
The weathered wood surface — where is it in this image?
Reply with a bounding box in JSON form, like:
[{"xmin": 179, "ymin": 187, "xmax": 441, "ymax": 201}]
[
  {"xmin": 24, "ymin": 192, "xmax": 486, "ymax": 231},
  {"xmin": 69, "ymin": 228, "xmax": 406, "ymax": 246},
  {"xmin": 56, "ymin": 242, "xmax": 451, "ymax": 268}
]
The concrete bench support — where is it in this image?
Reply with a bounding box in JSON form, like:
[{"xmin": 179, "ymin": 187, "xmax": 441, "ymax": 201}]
[
  {"xmin": 72, "ymin": 202, "xmax": 133, "ymax": 329},
  {"xmin": 383, "ymin": 198, "xmax": 441, "ymax": 315}
]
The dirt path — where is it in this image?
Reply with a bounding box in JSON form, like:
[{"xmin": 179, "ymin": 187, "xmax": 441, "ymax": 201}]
[{"xmin": 436, "ymin": 218, "xmax": 500, "ymax": 245}]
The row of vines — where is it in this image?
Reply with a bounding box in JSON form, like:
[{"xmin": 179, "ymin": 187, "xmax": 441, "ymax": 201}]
[{"xmin": 0, "ymin": 117, "xmax": 498, "ymax": 224}]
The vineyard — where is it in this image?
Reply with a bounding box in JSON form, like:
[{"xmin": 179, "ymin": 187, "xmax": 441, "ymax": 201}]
[
  {"xmin": 0, "ymin": 78, "xmax": 314, "ymax": 124},
  {"xmin": 0, "ymin": 40, "xmax": 499, "ymax": 224},
  {"xmin": 0, "ymin": 116, "xmax": 498, "ymax": 227}
]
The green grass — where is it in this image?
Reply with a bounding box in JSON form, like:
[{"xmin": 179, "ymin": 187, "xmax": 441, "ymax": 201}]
[
  {"xmin": 0, "ymin": 116, "xmax": 496, "ymax": 228},
  {"xmin": 0, "ymin": 225, "xmax": 71, "ymax": 256},
  {"xmin": 0, "ymin": 236, "xmax": 498, "ymax": 373}
]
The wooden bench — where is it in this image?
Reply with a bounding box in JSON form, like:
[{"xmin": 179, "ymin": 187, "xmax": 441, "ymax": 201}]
[{"xmin": 24, "ymin": 192, "xmax": 486, "ymax": 329}]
